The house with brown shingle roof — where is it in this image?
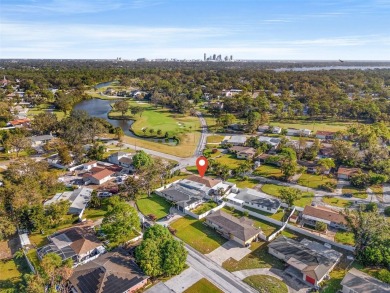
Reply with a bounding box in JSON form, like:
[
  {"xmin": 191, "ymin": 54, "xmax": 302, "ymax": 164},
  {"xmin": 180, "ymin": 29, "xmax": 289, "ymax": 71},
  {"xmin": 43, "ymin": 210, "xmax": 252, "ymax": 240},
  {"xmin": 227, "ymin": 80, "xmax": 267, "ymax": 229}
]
[
  {"xmin": 37, "ymin": 221, "xmax": 104, "ymax": 266},
  {"xmin": 302, "ymin": 205, "xmax": 347, "ymax": 230},
  {"xmin": 69, "ymin": 249, "xmax": 149, "ymax": 293},
  {"xmin": 185, "ymin": 175, "xmax": 221, "ymax": 188},
  {"xmin": 337, "ymin": 166, "xmax": 361, "ymax": 180},
  {"xmin": 205, "ymin": 210, "xmax": 263, "ymax": 246}
]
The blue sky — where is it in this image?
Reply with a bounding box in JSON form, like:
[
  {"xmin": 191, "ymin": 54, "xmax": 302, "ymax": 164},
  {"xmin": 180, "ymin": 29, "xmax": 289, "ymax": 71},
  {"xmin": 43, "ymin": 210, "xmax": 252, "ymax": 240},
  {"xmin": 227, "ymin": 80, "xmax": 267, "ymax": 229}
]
[{"xmin": 1, "ymin": 0, "xmax": 390, "ymax": 60}]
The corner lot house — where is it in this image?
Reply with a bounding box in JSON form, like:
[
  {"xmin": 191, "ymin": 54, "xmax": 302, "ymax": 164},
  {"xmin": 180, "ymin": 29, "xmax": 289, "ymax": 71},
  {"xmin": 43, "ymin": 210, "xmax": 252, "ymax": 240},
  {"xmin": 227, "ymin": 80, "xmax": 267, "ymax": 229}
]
[
  {"xmin": 30, "ymin": 134, "xmax": 54, "ymax": 147},
  {"xmin": 268, "ymin": 236, "xmax": 342, "ymax": 286},
  {"xmin": 340, "ymin": 268, "xmax": 390, "ymax": 293},
  {"xmin": 205, "ymin": 210, "xmax": 263, "ymax": 246},
  {"xmin": 44, "ymin": 187, "xmax": 93, "ymax": 219},
  {"xmin": 302, "ymin": 205, "xmax": 347, "ymax": 230},
  {"xmin": 222, "ymin": 135, "xmax": 247, "ymax": 146},
  {"xmin": 227, "ymin": 188, "xmax": 281, "ymax": 214},
  {"xmin": 37, "ymin": 222, "xmax": 104, "ymax": 266},
  {"xmin": 337, "ymin": 166, "xmax": 361, "ymax": 180},
  {"xmin": 69, "ymin": 249, "xmax": 149, "ymax": 293}
]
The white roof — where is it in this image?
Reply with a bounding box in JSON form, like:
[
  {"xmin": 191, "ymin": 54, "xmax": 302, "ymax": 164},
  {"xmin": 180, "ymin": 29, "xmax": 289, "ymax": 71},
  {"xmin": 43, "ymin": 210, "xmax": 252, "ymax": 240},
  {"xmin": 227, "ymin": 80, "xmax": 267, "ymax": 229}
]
[
  {"xmin": 19, "ymin": 233, "xmax": 31, "ymax": 246},
  {"xmin": 227, "ymin": 136, "xmax": 247, "ymax": 143}
]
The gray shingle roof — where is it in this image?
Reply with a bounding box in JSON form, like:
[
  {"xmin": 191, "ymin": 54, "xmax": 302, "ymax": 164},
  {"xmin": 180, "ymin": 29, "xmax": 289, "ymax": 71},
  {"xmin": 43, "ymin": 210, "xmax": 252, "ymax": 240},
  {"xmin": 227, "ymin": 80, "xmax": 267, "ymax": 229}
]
[
  {"xmin": 235, "ymin": 188, "xmax": 281, "ymax": 210},
  {"xmin": 341, "ymin": 268, "xmax": 390, "ymax": 293}
]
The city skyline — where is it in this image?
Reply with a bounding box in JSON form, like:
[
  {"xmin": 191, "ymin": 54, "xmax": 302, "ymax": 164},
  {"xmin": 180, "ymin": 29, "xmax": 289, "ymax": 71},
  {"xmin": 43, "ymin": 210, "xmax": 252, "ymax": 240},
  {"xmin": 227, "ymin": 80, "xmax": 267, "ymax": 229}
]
[{"xmin": 1, "ymin": 0, "xmax": 390, "ymax": 60}]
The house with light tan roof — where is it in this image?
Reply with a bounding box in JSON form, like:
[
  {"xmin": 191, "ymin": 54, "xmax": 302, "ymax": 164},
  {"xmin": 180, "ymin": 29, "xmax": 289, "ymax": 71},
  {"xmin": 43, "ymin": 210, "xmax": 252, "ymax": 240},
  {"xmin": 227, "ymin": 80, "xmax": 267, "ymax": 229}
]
[{"xmin": 301, "ymin": 205, "xmax": 347, "ymax": 230}]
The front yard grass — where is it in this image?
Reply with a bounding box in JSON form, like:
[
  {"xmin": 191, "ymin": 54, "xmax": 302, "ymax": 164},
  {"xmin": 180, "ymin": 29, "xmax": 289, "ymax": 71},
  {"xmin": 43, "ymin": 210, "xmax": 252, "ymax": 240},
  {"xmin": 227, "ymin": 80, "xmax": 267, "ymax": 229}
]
[
  {"xmin": 183, "ymin": 278, "xmax": 223, "ymax": 293},
  {"xmin": 243, "ymin": 206, "xmax": 286, "ymax": 222},
  {"xmin": 206, "ymin": 135, "xmax": 225, "ymax": 144},
  {"xmin": 227, "ymin": 177, "xmax": 259, "ymax": 189},
  {"xmin": 243, "ymin": 275, "xmax": 288, "ymax": 293},
  {"xmin": 297, "ymin": 173, "xmax": 336, "ymax": 189},
  {"xmin": 136, "ymin": 194, "xmax": 171, "ymax": 220},
  {"xmin": 334, "ymin": 231, "xmax": 355, "ymax": 246},
  {"xmin": 370, "ymin": 185, "xmax": 383, "ymax": 201},
  {"xmin": 222, "ymin": 241, "xmax": 284, "ymax": 272},
  {"xmin": 342, "ymin": 186, "xmax": 367, "ymax": 199},
  {"xmin": 169, "ymin": 216, "xmax": 227, "ymax": 254},
  {"xmin": 322, "ymin": 197, "xmax": 352, "ymax": 208},
  {"xmin": 260, "ymin": 184, "xmax": 315, "ymax": 207},
  {"xmin": 191, "ymin": 201, "xmax": 218, "ymax": 215},
  {"xmin": 253, "ymin": 164, "xmax": 284, "ymax": 180}
]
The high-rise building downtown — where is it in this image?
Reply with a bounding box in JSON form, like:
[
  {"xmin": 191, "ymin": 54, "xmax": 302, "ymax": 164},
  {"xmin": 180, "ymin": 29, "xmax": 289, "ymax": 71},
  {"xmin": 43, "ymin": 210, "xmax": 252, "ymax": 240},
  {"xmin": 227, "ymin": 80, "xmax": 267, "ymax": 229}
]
[{"xmin": 204, "ymin": 53, "xmax": 206, "ymax": 61}]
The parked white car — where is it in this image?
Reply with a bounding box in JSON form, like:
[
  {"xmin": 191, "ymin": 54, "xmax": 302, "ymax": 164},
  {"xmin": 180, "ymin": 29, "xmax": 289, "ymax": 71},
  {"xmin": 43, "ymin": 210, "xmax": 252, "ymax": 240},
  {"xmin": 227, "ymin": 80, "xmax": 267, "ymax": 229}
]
[{"xmin": 98, "ymin": 191, "xmax": 112, "ymax": 198}]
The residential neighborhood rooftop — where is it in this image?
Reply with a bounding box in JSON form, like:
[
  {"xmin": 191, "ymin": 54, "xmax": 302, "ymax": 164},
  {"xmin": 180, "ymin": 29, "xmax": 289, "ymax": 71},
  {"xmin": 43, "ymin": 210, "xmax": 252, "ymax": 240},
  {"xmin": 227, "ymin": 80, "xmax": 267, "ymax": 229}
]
[
  {"xmin": 340, "ymin": 268, "xmax": 390, "ymax": 293},
  {"xmin": 303, "ymin": 205, "xmax": 347, "ymax": 225}
]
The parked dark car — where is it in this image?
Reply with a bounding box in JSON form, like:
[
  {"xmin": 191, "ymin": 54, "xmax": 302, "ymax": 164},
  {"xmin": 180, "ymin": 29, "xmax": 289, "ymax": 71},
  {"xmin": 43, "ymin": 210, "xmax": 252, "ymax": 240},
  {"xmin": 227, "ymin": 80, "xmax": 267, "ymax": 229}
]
[{"xmin": 342, "ymin": 193, "xmax": 353, "ymax": 198}]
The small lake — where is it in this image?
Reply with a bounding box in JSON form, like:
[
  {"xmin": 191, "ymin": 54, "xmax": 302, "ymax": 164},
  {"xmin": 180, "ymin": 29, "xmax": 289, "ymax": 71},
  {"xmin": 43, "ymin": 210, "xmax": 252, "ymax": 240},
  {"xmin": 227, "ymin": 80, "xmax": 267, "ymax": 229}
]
[
  {"xmin": 73, "ymin": 98, "xmax": 178, "ymax": 145},
  {"xmin": 73, "ymin": 98, "xmax": 134, "ymax": 136}
]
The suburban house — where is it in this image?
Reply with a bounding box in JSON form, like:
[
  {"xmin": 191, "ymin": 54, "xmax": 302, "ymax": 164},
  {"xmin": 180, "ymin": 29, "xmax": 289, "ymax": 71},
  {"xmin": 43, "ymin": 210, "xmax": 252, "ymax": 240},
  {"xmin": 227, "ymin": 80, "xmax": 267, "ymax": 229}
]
[
  {"xmin": 37, "ymin": 221, "xmax": 105, "ymax": 266},
  {"xmin": 271, "ymin": 126, "xmax": 282, "ymax": 134},
  {"xmin": 83, "ymin": 168, "xmax": 115, "ymax": 185},
  {"xmin": 268, "ymin": 236, "xmax": 342, "ymax": 286},
  {"xmin": 7, "ymin": 118, "xmax": 30, "ymax": 127},
  {"xmin": 108, "ymin": 151, "xmax": 134, "ymax": 170},
  {"xmin": 337, "ymin": 166, "xmax": 361, "ymax": 180},
  {"xmin": 297, "ymin": 160, "xmax": 321, "ymax": 174},
  {"xmin": 256, "ymin": 153, "xmax": 272, "ymax": 164},
  {"xmin": 301, "ymin": 205, "xmax": 347, "ymax": 230},
  {"xmin": 319, "ymin": 143, "xmax": 334, "ymax": 158},
  {"xmin": 227, "ymin": 188, "xmax": 281, "ymax": 214},
  {"xmin": 340, "ymin": 268, "xmax": 390, "ymax": 293},
  {"xmin": 229, "ymin": 146, "xmax": 256, "ymax": 159},
  {"xmin": 44, "ymin": 187, "xmax": 93, "ymax": 219},
  {"xmin": 157, "ymin": 175, "xmax": 235, "ymax": 211},
  {"xmin": 258, "ymin": 136, "xmax": 281, "ymax": 148},
  {"xmin": 47, "ymin": 153, "xmax": 76, "ymax": 169},
  {"xmin": 286, "ymin": 128, "xmax": 312, "ymax": 137},
  {"xmin": 30, "ymin": 134, "xmax": 54, "ymax": 147},
  {"xmin": 205, "ymin": 210, "xmax": 263, "ymax": 246},
  {"xmin": 258, "ymin": 125, "xmax": 270, "ymax": 133},
  {"xmin": 222, "ymin": 135, "xmax": 247, "ymax": 146},
  {"xmin": 83, "ymin": 161, "xmax": 98, "ymax": 171},
  {"xmin": 69, "ymin": 249, "xmax": 149, "ymax": 293},
  {"xmin": 316, "ymin": 131, "xmax": 336, "ymax": 140}
]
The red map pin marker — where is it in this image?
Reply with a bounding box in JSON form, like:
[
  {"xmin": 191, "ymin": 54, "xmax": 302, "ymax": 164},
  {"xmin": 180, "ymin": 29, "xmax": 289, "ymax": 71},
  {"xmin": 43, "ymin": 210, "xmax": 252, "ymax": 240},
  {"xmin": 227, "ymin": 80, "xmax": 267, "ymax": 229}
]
[{"xmin": 196, "ymin": 156, "xmax": 208, "ymax": 178}]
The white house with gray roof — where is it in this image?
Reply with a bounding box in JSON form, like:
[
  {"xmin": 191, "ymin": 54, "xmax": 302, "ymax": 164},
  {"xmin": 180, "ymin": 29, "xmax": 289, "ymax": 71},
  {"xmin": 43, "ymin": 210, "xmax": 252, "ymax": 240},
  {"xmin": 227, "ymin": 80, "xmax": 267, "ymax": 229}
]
[
  {"xmin": 222, "ymin": 135, "xmax": 247, "ymax": 146},
  {"xmin": 44, "ymin": 187, "xmax": 93, "ymax": 219},
  {"xmin": 226, "ymin": 188, "xmax": 281, "ymax": 214}
]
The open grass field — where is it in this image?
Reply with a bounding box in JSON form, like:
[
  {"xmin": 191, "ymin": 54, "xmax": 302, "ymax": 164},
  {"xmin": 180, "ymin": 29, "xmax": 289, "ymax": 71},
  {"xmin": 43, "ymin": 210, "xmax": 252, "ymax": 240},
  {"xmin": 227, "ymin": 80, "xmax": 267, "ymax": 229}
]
[
  {"xmin": 169, "ymin": 216, "xmax": 227, "ymax": 254},
  {"xmin": 222, "ymin": 241, "xmax": 284, "ymax": 272},
  {"xmin": 136, "ymin": 194, "xmax": 171, "ymax": 220},
  {"xmin": 269, "ymin": 120, "xmax": 351, "ymax": 132},
  {"xmin": 27, "ymin": 103, "xmax": 66, "ymax": 120},
  {"xmin": 243, "ymin": 275, "xmax": 288, "ymax": 293},
  {"xmin": 0, "ymin": 257, "xmax": 30, "ymax": 292},
  {"xmin": 213, "ymin": 153, "xmax": 242, "ymax": 169},
  {"xmin": 297, "ymin": 173, "xmax": 336, "ymax": 189},
  {"xmin": 342, "ymin": 186, "xmax": 367, "ymax": 199},
  {"xmin": 260, "ymin": 184, "xmax": 314, "ymax": 207},
  {"xmin": 334, "ymin": 231, "xmax": 355, "ymax": 246},
  {"xmin": 227, "ymin": 178, "xmax": 259, "ymax": 189},
  {"xmin": 253, "ymin": 164, "xmax": 284, "ymax": 180},
  {"xmin": 183, "ymin": 278, "xmax": 223, "ymax": 293},
  {"xmin": 322, "ymin": 196, "xmax": 352, "ymax": 208}
]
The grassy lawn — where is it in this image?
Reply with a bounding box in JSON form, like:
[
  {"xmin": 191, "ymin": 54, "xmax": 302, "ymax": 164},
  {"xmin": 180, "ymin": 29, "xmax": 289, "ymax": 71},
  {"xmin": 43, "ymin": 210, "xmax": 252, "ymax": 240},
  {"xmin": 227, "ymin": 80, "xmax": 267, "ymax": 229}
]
[
  {"xmin": 243, "ymin": 206, "xmax": 286, "ymax": 221},
  {"xmin": 27, "ymin": 103, "xmax": 66, "ymax": 120},
  {"xmin": 191, "ymin": 201, "xmax": 218, "ymax": 215},
  {"xmin": 223, "ymin": 241, "xmax": 284, "ymax": 272},
  {"xmin": 136, "ymin": 194, "xmax": 171, "ymax": 220},
  {"xmin": 206, "ymin": 135, "xmax": 225, "ymax": 144},
  {"xmin": 243, "ymin": 275, "xmax": 288, "ymax": 293},
  {"xmin": 269, "ymin": 120, "xmax": 350, "ymax": 132},
  {"xmin": 214, "ymin": 153, "xmax": 242, "ymax": 169},
  {"xmin": 253, "ymin": 165, "xmax": 283, "ymax": 180},
  {"xmin": 183, "ymin": 278, "xmax": 223, "ymax": 293},
  {"xmin": 334, "ymin": 231, "xmax": 355, "ymax": 246},
  {"xmin": 261, "ymin": 184, "xmax": 315, "ymax": 207},
  {"xmin": 297, "ymin": 173, "xmax": 336, "ymax": 189},
  {"xmin": 321, "ymin": 267, "xmax": 347, "ymax": 293},
  {"xmin": 0, "ymin": 257, "xmax": 31, "ymax": 292},
  {"xmin": 169, "ymin": 216, "xmax": 227, "ymax": 254},
  {"xmin": 322, "ymin": 196, "xmax": 352, "ymax": 208},
  {"xmin": 227, "ymin": 178, "xmax": 259, "ymax": 189},
  {"xmin": 222, "ymin": 207, "xmax": 279, "ymax": 236},
  {"xmin": 342, "ymin": 186, "xmax": 367, "ymax": 199},
  {"xmin": 83, "ymin": 203, "xmax": 109, "ymax": 221}
]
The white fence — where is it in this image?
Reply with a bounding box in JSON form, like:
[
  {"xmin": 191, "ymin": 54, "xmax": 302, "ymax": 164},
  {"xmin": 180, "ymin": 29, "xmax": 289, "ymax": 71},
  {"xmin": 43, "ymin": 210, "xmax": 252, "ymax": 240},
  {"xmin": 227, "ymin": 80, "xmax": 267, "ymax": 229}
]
[{"xmin": 185, "ymin": 202, "xmax": 226, "ymax": 220}]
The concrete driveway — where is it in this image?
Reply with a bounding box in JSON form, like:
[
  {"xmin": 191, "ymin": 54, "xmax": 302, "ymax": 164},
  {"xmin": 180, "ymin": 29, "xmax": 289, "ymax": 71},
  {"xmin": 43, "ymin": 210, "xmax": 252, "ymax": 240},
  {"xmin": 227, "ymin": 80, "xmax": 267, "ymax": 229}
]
[
  {"xmin": 384, "ymin": 184, "xmax": 390, "ymax": 203},
  {"xmin": 164, "ymin": 267, "xmax": 203, "ymax": 293},
  {"xmin": 206, "ymin": 240, "xmax": 251, "ymax": 265}
]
